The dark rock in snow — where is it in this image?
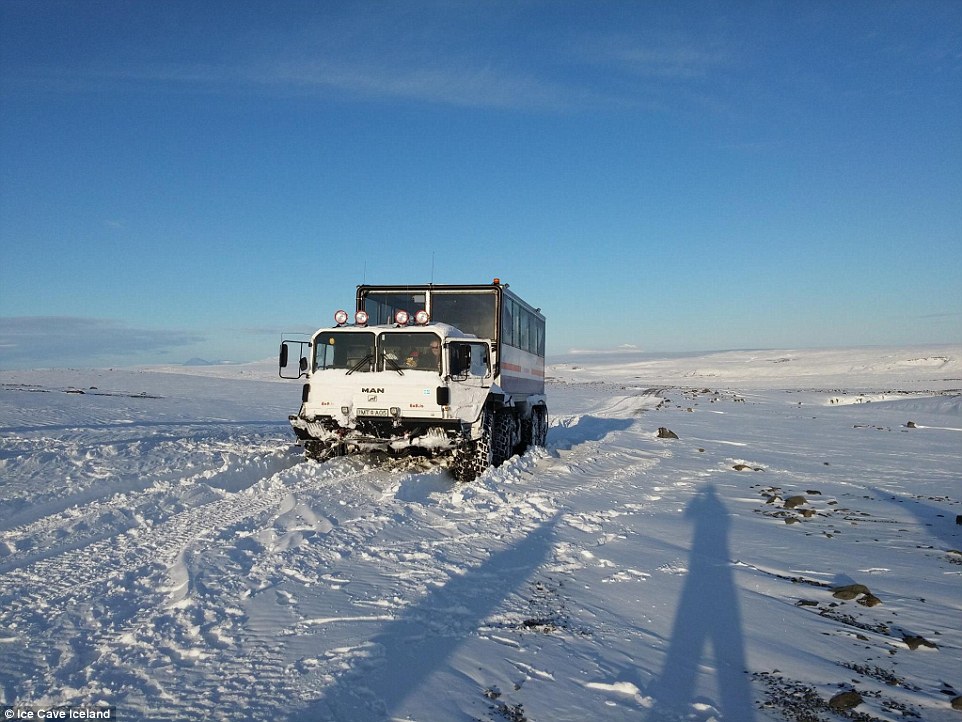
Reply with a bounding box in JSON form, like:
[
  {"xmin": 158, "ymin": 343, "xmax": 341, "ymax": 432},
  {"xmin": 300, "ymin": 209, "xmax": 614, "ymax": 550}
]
[
  {"xmin": 656, "ymin": 427, "xmax": 678, "ymax": 439},
  {"xmin": 828, "ymin": 690, "xmax": 863, "ymax": 710},
  {"xmin": 832, "ymin": 584, "xmax": 871, "ymax": 600},
  {"xmin": 784, "ymin": 495, "xmax": 807, "ymax": 509}
]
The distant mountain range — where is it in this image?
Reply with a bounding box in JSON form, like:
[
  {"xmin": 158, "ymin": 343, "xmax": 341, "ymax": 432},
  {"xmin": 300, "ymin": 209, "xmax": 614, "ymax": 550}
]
[{"xmin": 182, "ymin": 358, "xmax": 234, "ymax": 366}]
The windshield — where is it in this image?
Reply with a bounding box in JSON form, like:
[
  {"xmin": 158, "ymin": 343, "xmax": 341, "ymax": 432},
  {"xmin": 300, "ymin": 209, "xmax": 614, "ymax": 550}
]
[
  {"xmin": 313, "ymin": 331, "xmax": 375, "ymax": 372},
  {"xmin": 378, "ymin": 332, "xmax": 441, "ymax": 372}
]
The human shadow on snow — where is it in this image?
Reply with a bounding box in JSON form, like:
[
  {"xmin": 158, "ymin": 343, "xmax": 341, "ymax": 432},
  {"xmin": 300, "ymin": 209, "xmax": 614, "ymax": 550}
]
[
  {"xmin": 299, "ymin": 514, "xmax": 561, "ymax": 721},
  {"xmin": 647, "ymin": 484, "xmax": 755, "ymax": 721}
]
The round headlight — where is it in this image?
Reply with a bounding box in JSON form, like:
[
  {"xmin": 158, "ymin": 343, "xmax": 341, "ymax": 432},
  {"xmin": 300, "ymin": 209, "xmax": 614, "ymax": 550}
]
[
  {"xmin": 334, "ymin": 309, "xmax": 349, "ymax": 326},
  {"xmin": 395, "ymin": 310, "xmax": 410, "ymax": 326},
  {"xmin": 415, "ymin": 310, "xmax": 430, "ymax": 325},
  {"xmin": 355, "ymin": 310, "xmax": 369, "ymax": 326}
]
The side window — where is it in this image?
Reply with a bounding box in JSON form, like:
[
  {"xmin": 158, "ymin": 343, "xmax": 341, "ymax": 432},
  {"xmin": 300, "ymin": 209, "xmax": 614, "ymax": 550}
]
[
  {"xmin": 513, "ymin": 304, "xmax": 522, "ymax": 350},
  {"xmin": 470, "ymin": 343, "xmax": 490, "ymax": 377},
  {"xmin": 501, "ymin": 298, "xmax": 515, "ymax": 347},
  {"xmin": 520, "ymin": 310, "xmax": 531, "ymax": 353},
  {"xmin": 449, "ymin": 342, "xmax": 490, "ymax": 379}
]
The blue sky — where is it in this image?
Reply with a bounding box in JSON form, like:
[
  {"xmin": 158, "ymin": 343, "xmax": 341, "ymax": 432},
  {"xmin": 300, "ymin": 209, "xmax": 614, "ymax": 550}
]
[{"xmin": 1, "ymin": 0, "xmax": 960, "ymax": 368}]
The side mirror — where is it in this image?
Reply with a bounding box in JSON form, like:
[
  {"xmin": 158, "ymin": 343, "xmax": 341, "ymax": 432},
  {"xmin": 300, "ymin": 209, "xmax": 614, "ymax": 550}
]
[{"xmin": 279, "ymin": 339, "xmax": 310, "ymax": 379}]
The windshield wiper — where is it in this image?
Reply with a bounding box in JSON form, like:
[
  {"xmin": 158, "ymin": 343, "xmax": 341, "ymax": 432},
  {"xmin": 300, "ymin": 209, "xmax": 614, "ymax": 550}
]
[
  {"xmin": 346, "ymin": 353, "xmax": 374, "ymax": 375},
  {"xmin": 382, "ymin": 352, "xmax": 405, "ymax": 376}
]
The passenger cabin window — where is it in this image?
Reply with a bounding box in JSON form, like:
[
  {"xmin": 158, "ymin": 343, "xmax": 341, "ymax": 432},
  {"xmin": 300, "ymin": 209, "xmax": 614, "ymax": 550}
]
[
  {"xmin": 500, "ymin": 296, "xmax": 545, "ymax": 356},
  {"xmin": 430, "ymin": 292, "xmax": 496, "ymax": 340},
  {"xmin": 363, "ymin": 293, "xmax": 427, "ymax": 326}
]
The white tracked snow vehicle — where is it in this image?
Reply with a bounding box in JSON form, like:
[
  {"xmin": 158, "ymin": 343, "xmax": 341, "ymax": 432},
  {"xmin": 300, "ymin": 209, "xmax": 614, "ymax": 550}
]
[{"xmin": 279, "ymin": 280, "xmax": 547, "ymax": 482}]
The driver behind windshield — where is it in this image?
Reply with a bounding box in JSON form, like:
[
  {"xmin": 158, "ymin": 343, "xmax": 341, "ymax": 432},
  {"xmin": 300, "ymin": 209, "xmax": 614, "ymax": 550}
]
[{"xmin": 405, "ymin": 339, "xmax": 441, "ymax": 370}]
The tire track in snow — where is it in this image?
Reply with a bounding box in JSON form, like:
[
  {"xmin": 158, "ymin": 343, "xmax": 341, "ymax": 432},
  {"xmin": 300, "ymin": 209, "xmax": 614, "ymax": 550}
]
[
  {"xmin": 93, "ymin": 459, "xmax": 427, "ymax": 720},
  {"xmin": 0, "ymin": 454, "xmax": 304, "ymax": 603},
  {"xmin": 0, "ymin": 454, "xmax": 392, "ymax": 711}
]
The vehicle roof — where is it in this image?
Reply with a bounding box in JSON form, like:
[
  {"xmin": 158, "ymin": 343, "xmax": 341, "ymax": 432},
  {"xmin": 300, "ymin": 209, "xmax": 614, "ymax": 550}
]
[{"xmin": 313, "ymin": 322, "xmax": 477, "ymax": 339}]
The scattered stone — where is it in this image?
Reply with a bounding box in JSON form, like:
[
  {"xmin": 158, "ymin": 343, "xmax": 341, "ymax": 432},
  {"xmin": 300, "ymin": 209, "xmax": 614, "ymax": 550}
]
[
  {"xmin": 956, "ymin": 516, "xmax": 962, "ymax": 526},
  {"xmin": 902, "ymin": 634, "xmax": 938, "ymax": 650},
  {"xmin": 795, "ymin": 599, "xmax": 819, "ymax": 607},
  {"xmin": 657, "ymin": 427, "xmax": 678, "ymax": 439},
  {"xmin": 857, "ymin": 593, "xmax": 882, "ymax": 607},
  {"xmin": 832, "ymin": 583, "xmax": 871, "ymax": 601},
  {"xmin": 784, "ymin": 495, "xmax": 807, "ymax": 509},
  {"xmin": 829, "ymin": 690, "xmax": 863, "ymax": 710},
  {"xmin": 842, "ymin": 662, "xmax": 915, "ymax": 689},
  {"xmin": 906, "ymin": 421, "xmax": 917, "ymax": 428},
  {"xmin": 785, "ymin": 517, "xmax": 799, "ymax": 525},
  {"xmin": 798, "ymin": 508, "xmax": 816, "ymax": 518},
  {"xmin": 951, "ymin": 695, "xmax": 962, "ymax": 710}
]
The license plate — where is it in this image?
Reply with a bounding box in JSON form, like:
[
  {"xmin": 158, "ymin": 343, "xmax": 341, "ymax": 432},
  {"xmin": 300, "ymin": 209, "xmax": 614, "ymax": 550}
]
[{"xmin": 357, "ymin": 408, "xmax": 390, "ymax": 417}]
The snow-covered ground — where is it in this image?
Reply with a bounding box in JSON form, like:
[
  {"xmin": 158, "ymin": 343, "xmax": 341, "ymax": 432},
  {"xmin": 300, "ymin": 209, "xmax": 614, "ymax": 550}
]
[{"xmin": 1, "ymin": 346, "xmax": 960, "ymax": 721}]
